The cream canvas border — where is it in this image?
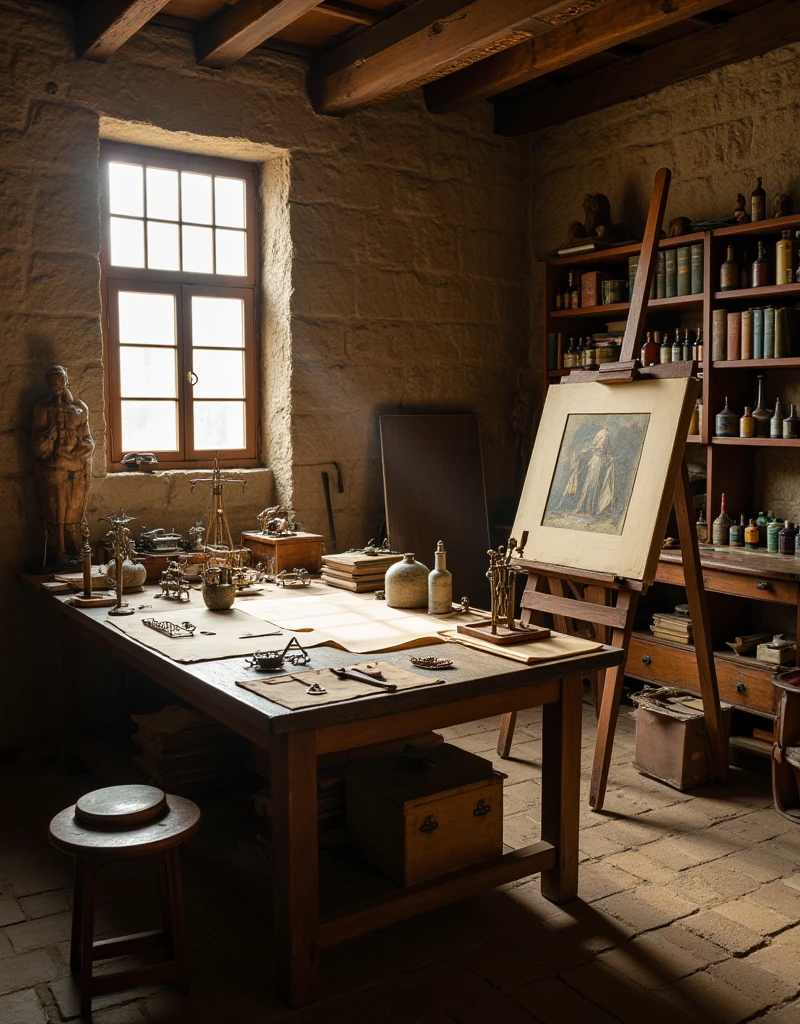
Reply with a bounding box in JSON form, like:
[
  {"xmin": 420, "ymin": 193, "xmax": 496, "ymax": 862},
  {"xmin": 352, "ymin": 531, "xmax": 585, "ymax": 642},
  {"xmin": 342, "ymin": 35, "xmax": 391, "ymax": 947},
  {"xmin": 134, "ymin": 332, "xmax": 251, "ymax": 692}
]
[{"xmin": 511, "ymin": 377, "xmax": 698, "ymax": 584}]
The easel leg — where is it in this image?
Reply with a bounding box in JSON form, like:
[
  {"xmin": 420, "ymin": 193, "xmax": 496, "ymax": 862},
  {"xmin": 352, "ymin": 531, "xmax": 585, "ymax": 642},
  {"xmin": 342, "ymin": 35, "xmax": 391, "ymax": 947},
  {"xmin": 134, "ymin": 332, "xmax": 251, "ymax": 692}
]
[
  {"xmin": 272, "ymin": 732, "xmax": 319, "ymax": 1007},
  {"xmin": 674, "ymin": 460, "xmax": 728, "ymax": 783},
  {"xmin": 589, "ymin": 590, "xmax": 637, "ymax": 811},
  {"xmin": 541, "ymin": 676, "xmax": 582, "ymax": 903},
  {"xmin": 497, "ymin": 713, "xmax": 517, "ymax": 758}
]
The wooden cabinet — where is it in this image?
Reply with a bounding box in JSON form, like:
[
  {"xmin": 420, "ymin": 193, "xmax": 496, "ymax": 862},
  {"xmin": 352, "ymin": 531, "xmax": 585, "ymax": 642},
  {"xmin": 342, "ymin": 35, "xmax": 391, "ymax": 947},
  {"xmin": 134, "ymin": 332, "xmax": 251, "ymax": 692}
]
[{"xmin": 241, "ymin": 531, "xmax": 323, "ymax": 575}]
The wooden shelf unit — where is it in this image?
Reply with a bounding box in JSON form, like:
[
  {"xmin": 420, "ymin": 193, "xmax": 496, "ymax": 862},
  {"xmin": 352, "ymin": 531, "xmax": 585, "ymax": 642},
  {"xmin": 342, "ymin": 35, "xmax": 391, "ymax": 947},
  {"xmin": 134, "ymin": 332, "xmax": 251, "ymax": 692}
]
[{"xmin": 542, "ymin": 216, "xmax": 800, "ymax": 747}]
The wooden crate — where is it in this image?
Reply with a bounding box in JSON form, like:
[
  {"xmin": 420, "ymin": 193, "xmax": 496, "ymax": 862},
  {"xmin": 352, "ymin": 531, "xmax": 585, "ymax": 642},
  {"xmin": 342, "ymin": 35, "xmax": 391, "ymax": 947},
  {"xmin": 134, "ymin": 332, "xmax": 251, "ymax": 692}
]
[
  {"xmin": 241, "ymin": 531, "xmax": 323, "ymax": 574},
  {"xmin": 345, "ymin": 744, "xmax": 503, "ymax": 886},
  {"xmin": 634, "ymin": 694, "xmax": 732, "ymax": 790}
]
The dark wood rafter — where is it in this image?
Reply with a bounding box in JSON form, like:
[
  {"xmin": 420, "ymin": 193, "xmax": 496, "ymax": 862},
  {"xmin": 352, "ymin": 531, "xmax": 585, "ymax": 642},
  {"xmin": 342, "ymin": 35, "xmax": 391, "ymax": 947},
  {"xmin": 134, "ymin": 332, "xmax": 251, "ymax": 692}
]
[
  {"xmin": 495, "ymin": 0, "xmax": 800, "ymax": 135},
  {"xmin": 309, "ymin": 0, "xmax": 614, "ymax": 116},
  {"xmin": 425, "ymin": 0, "xmax": 729, "ymax": 114},
  {"xmin": 319, "ymin": 1, "xmax": 381, "ymax": 26},
  {"xmin": 76, "ymin": 0, "xmax": 172, "ymax": 61},
  {"xmin": 196, "ymin": 0, "xmax": 324, "ymax": 68}
]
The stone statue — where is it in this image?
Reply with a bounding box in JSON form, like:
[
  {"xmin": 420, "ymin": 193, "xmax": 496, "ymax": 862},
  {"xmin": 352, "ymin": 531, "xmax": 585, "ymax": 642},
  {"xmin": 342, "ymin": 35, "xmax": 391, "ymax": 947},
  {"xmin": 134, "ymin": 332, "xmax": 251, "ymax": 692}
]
[
  {"xmin": 668, "ymin": 216, "xmax": 692, "ymax": 237},
  {"xmin": 733, "ymin": 194, "xmax": 751, "ymax": 224},
  {"xmin": 774, "ymin": 193, "xmax": 793, "ymax": 218},
  {"xmin": 31, "ymin": 365, "xmax": 94, "ymax": 568}
]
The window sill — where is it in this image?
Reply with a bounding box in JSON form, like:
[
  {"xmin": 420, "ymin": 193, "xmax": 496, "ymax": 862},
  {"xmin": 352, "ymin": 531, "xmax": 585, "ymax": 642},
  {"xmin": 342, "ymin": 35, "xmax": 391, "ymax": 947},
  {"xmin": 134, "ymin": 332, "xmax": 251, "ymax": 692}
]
[{"xmin": 107, "ymin": 459, "xmax": 262, "ymax": 474}]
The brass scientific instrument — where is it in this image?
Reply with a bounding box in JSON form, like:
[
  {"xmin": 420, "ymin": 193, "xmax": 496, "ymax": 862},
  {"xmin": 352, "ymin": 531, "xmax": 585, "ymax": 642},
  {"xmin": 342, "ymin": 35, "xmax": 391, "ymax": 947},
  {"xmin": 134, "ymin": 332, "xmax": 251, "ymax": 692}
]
[
  {"xmin": 191, "ymin": 455, "xmax": 246, "ymax": 569},
  {"xmin": 104, "ymin": 510, "xmax": 136, "ymax": 617}
]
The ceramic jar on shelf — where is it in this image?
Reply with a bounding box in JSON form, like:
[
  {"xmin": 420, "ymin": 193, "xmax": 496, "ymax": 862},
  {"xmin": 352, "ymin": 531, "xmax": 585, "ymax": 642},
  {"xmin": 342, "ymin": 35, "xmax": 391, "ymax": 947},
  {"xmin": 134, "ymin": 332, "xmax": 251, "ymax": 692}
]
[{"xmin": 385, "ymin": 553, "xmax": 429, "ymax": 609}]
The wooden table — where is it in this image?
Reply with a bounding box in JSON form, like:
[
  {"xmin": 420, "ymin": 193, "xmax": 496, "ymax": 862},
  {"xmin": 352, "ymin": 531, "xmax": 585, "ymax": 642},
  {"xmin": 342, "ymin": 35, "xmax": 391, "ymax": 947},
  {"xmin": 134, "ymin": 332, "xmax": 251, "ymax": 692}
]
[{"xmin": 39, "ymin": 584, "xmax": 624, "ymax": 1007}]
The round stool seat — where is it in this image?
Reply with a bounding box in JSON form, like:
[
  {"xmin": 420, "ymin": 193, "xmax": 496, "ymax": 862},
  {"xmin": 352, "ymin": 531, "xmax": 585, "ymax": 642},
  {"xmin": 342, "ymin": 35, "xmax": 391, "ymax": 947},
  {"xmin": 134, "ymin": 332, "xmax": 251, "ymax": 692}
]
[
  {"xmin": 76, "ymin": 785, "xmax": 166, "ymax": 828},
  {"xmin": 49, "ymin": 792, "xmax": 200, "ymax": 858}
]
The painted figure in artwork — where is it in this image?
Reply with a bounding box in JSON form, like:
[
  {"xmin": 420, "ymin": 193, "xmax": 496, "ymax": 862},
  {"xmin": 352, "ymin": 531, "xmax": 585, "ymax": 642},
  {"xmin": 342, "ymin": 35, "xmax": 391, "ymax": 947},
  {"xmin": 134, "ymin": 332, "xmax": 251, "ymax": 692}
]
[
  {"xmin": 543, "ymin": 413, "xmax": 649, "ymax": 536},
  {"xmin": 31, "ymin": 365, "xmax": 94, "ymax": 567}
]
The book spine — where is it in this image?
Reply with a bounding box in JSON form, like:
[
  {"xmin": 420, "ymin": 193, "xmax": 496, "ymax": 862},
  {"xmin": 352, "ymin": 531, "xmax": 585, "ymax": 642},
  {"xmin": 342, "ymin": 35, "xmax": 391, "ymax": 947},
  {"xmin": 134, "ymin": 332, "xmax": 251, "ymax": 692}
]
[
  {"xmin": 741, "ymin": 309, "xmax": 754, "ymax": 359},
  {"xmin": 753, "ymin": 307, "xmax": 765, "ymax": 359},
  {"xmin": 764, "ymin": 306, "xmax": 775, "ymax": 359},
  {"xmin": 712, "ymin": 308, "xmax": 727, "ymax": 362},
  {"xmin": 775, "ymin": 308, "xmax": 789, "ymax": 359},
  {"xmin": 665, "ymin": 248, "xmax": 678, "ymax": 298},
  {"xmin": 676, "ymin": 246, "xmax": 692, "ymax": 297},
  {"xmin": 691, "ymin": 243, "xmax": 704, "ymax": 294},
  {"xmin": 655, "ymin": 251, "xmax": 666, "ymax": 299},
  {"xmin": 628, "ymin": 255, "xmax": 638, "ymax": 298},
  {"xmin": 726, "ymin": 311, "xmax": 742, "ymax": 360}
]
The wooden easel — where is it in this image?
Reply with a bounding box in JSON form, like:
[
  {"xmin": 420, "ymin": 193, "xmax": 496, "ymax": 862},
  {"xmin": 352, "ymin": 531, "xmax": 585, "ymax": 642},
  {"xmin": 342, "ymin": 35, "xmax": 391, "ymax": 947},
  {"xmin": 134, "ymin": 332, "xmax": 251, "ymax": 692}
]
[{"xmin": 498, "ymin": 168, "xmax": 728, "ymax": 812}]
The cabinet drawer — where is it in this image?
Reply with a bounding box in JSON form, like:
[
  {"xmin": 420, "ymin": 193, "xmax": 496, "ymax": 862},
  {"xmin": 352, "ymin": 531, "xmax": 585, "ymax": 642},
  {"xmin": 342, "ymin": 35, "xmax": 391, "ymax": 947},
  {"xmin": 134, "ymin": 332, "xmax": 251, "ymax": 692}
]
[
  {"xmin": 715, "ymin": 658, "xmax": 775, "ymax": 716},
  {"xmin": 701, "ymin": 569, "xmax": 797, "ymax": 605}
]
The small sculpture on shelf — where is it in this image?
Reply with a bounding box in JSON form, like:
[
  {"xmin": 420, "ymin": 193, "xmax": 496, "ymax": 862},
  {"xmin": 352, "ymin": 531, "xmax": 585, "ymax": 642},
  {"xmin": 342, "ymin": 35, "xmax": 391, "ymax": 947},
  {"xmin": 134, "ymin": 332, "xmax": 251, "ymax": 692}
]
[
  {"xmin": 774, "ymin": 194, "xmax": 794, "ymax": 218},
  {"xmin": 103, "ymin": 510, "xmax": 137, "ymax": 617},
  {"xmin": 157, "ymin": 562, "xmax": 192, "ymax": 602},
  {"xmin": 667, "ymin": 217, "xmax": 692, "ymax": 237},
  {"xmin": 583, "ymin": 193, "xmax": 628, "ymax": 243},
  {"xmin": 255, "ymin": 504, "xmax": 295, "ymax": 536},
  {"xmin": 733, "ymin": 193, "xmax": 751, "ymax": 224},
  {"xmin": 31, "ymin": 365, "xmax": 95, "ymax": 570}
]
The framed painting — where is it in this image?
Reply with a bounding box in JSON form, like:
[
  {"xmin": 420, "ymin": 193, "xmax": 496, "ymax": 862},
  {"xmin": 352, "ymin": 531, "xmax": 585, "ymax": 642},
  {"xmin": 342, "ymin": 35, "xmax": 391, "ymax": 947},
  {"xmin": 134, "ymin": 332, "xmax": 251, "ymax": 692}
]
[{"xmin": 511, "ymin": 377, "xmax": 699, "ymax": 584}]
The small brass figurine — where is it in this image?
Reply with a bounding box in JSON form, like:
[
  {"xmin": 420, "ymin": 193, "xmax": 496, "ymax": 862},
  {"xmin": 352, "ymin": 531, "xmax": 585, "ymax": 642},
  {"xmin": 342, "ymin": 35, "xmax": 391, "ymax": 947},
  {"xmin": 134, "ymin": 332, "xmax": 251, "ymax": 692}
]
[{"xmin": 104, "ymin": 510, "xmax": 136, "ymax": 617}]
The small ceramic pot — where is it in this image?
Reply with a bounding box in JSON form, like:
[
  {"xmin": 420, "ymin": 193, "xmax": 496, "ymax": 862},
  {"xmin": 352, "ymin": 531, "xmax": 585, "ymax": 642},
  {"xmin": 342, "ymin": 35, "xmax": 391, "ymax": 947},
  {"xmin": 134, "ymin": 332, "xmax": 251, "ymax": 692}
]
[
  {"xmin": 105, "ymin": 556, "xmax": 147, "ymax": 592},
  {"xmin": 385, "ymin": 553, "xmax": 429, "ymax": 609},
  {"xmin": 202, "ymin": 581, "xmax": 236, "ymax": 610}
]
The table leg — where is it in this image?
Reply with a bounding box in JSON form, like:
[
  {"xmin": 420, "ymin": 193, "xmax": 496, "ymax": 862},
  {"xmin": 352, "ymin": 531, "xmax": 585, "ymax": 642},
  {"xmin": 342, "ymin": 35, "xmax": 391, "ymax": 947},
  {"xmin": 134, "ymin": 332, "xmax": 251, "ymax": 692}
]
[
  {"xmin": 271, "ymin": 732, "xmax": 319, "ymax": 1007},
  {"xmin": 540, "ymin": 676, "xmax": 581, "ymax": 903},
  {"xmin": 57, "ymin": 614, "xmax": 82, "ymax": 774}
]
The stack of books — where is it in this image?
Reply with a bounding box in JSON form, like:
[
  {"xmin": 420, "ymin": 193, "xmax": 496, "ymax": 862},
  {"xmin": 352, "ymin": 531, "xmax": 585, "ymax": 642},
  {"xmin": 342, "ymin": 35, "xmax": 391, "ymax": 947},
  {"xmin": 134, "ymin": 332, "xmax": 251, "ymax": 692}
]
[
  {"xmin": 320, "ymin": 551, "xmax": 402, "ymax": 592},
  {"xmin": 131, "ymin": 705, "xmax": 239, "ymax": 794},
  {"xmin": 650, "ymin": 612, "xmax": 693, "ymax": 645}
]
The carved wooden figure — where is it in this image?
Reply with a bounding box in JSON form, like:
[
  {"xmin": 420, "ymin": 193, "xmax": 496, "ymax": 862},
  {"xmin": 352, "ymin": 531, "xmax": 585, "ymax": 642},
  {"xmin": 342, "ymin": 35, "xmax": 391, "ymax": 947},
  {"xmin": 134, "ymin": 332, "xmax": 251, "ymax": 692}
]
[{"xmin": 31, "ymin": 365, "xmax": 94, "ymax": 568}]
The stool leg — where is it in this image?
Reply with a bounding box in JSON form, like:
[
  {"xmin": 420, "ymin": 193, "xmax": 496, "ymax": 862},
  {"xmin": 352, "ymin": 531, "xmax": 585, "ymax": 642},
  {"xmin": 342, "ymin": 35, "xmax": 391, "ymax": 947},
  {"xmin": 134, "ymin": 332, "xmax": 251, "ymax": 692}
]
[
  {"xmin": 166, "ymin": 848, "xmax": 189, "ymax": 992},
  {"xmin": 157, "ymin": 859, "xmax": 174, "ymax": 959},
  {"xmin": 79, "ymin": 860, "xmax": 97, "ymax": 1016},
  {"xmin": 70, "ymin": 860, "xmax": 85, "ymax": 975}
]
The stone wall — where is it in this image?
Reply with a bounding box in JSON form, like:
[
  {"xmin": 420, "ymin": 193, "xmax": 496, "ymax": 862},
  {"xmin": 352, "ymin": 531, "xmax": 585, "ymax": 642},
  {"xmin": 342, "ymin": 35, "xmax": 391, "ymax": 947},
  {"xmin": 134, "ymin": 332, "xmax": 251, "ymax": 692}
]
[{"xmin": 0, "ymin": 0, "xmax": 530, "ymax": 751}]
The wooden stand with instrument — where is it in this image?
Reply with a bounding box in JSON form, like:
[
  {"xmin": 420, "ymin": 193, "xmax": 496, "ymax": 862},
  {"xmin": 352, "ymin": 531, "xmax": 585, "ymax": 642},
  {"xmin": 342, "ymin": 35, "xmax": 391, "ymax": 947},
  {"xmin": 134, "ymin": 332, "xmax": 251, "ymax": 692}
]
[{"xmin": 497, "ymin": 168, "xmax": 728, "ymax": 811}]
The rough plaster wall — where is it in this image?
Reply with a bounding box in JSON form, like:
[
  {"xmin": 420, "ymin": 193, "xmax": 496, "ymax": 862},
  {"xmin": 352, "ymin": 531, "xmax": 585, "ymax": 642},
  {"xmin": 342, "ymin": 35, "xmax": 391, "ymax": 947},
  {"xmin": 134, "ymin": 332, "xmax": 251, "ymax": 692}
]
[
  {"xmin": 527, "ymin": 41, "xmax": 800, "ymax": 415},
  {"xmin": 0, "ymin": 0, "xmax": 529, "ymax": 750}
]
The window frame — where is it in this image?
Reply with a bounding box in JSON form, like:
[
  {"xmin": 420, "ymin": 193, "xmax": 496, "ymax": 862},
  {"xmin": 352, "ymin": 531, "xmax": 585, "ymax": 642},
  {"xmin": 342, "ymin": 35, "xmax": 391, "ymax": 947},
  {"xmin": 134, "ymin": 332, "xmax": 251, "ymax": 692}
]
[{"xmin": 100, "ymin": 141, "xmax": 261, "ymax": 469}]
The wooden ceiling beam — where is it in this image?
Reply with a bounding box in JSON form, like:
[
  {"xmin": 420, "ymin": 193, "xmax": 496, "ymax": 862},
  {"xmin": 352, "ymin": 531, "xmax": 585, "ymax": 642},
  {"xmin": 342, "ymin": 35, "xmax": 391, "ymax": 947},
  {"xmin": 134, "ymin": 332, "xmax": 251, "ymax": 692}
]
[
  {"xmin": 309, "ymin": 0, "xmax": 613, "ymax": 116},
  {"xmin": 318, "ymin": 1, "xmax": 381, "ymax": 26},
  {"xmin": 425, "ymin": 0, "xmax": 729, "ymax": 113},
  {"xmin": 196, "ymin": 0, "xmax": 323, "ymax": 68},
  {"xmin": 76, "ymin": 0, "xmax": 172, "ymax": 61},
  {"xmin": 495, "ymin": 0, "xmax": 800, "ymax": 135}
]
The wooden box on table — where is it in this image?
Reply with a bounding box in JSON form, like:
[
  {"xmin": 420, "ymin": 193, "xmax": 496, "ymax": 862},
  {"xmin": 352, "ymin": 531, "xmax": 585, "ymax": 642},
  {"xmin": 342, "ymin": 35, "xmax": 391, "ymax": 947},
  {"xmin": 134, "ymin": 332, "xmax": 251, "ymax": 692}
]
[
  {"xmin": 346, "ymin": 744, "xmax": 503, "ymax": 886},
  {"xmin": 241, "ymin": 531, "xmax": 323, "ymax": 574}
]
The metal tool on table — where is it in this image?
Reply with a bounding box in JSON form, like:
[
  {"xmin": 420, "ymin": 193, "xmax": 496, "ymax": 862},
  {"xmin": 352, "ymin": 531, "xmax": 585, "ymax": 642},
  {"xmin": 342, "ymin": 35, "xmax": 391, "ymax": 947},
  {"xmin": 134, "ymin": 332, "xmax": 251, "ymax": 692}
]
[
  {"xmin": 141, "ymin": 618, "xmax": 197, "ymax": 639},
  {"xmin": 329, "ymin": 666, "xmax": 397, "ymax": 692}
]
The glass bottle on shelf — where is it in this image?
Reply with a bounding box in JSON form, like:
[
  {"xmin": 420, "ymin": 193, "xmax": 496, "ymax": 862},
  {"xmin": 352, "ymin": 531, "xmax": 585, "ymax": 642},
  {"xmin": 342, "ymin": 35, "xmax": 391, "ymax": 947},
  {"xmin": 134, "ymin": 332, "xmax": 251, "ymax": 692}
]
[
  {"xmin": 779, "ymin": 521, "xmax": 795, "ymax": 556},
  {"xmin": 671, "ymin": 329, "xmax": 682, "ymax": 362},
  {"xmin": 715, "ymin": 397, "xmax": 738, "ymax": 437},
  {"xmin": 740, "ymin": 248, "xmax": 750, "ymax": 289},
  {"xmin": 682, "ymin": 329, "xmax": 693, "ymax": 361},
  {"xmin": 564, "ymin": 272, "xmax": 574, "ymax": 310},
  {"xmin": 571, "ymin": 273, "xmax": 581, "ymax": 309},
  {"xmin": 641, "ymin": 331, "xmax": 659, "ymax": 367},
  {"xmin": 771, "ymin": 398, "xmax": 785, "ymax": 439},
  {"xmin": 696, "ymin": 509, "xmax": 708, "ymax": 544},
  {"xmin": 688, "ymin": 400, "xmax": 700, "ymax": 436},
  {"xmin": 659, "ymin": 331, "xmax": 671, "ymax": 364},
  {"xmin": 751, "ymin": 176, "xmax": 766, "ymax": 222},
  {"xmin": 744, "ymin": 519, "xmax": 760, "ymax": 549},
  {"xmin": 776, "ymin": 229, "xmax": 793, "ymax": 284},
  {"xmin": 555, "ymin": 287, "xmax": 563, "ymax": 311},
  {"xmin": 729, "ymin": 514, "xmax": 745, "ymax": 547},
  {"xmin": 739, "ymin": 406, "xmax": 755, "ymax": 438},
  {"xmin": 720, "ymin": 245, "xmax": 739, "ymax": 291},
  {"xmin": 712, "ymin": 493, "xmax": 733, "ymax": 546},
  {"xmin": 767, "ymin": 518, "xmax": 782, "ymax": 553},
  {"xmin": 752, "ymin": 374, "xmax": 771, "ymax": 437},
  {"xmin": 752, "ymin": 241, "xmax": 770, "ymax": 287},
  {"xmin": 693, "ymin": 327, "xmax": 703, "ymax": 362},
  {"xmin": 756, "ymin": 511, "xmax": 769, "ymax": 546},
  {"xmin": 783, "ymin": 403, "xmax": 800, "ymax": 439}
]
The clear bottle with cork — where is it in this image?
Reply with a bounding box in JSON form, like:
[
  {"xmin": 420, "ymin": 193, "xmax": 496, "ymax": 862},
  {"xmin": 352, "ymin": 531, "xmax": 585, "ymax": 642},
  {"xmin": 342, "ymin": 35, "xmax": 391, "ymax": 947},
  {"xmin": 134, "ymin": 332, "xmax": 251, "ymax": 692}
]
[
  {"xmin": 712, "ymin": 493, "xmax": 733, "ymax": 546},
  {"xmin": 752, "ymin": 241, "xmax": 770, "ymax": 287},
  {"xmin": 720, "ymin": 245, "xmax": 739, "ymax": 291},
  {"xmin": 671, "ymin": 329, "xmax": 682, "ymax": 362},
  {"xmin": 427, "ymin": 540, "xmax": 453, "ymax": 615},
  {"xmin": 751, "ymin": 176, "xmax": 766, "ymax": 222},
  {"xmin": 641, "ymin": 332, "xmax": 659, "ymax": 366},
  {"xmin": 659, "ymin": 331, "xmax": 672, "ymax": 364},
  {"xmin": 771, "ymin": 398, "xmax": 785, "ymax": 439},
  {"xmin": 776, "ymin": 229, "xmax": 794, "ymax": 284}
]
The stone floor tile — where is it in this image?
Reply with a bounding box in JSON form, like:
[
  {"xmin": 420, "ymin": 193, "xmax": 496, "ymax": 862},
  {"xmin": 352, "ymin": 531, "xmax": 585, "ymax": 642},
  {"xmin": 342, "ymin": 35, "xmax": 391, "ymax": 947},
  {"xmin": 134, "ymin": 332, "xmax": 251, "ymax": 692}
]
[
  {"xmin": 773, "ymin": 923, "xmax": 800, "ymax": 949},
  {"xmin": 592, "ymin": 884, "xmax": 697, "ymax": 934},
  {"xmin": 681, "ymin": 909, "xmax": 764, "ymax": 954},
  {"xmin": 605, "ymin": 850, "xmax": 675, "ymax": 884},
  {"xmin": 10, "ymin": 864, "xmax": 71, "ymax": 901},
  {"xmin": 745, "ymin": 880, "xmax": 800, "ymax": 920},
  {"xmin": 510, "ymin": 975, "xmax": 611, "ymax": 1023},
  {"xmin": 448, "ymin": 992, "xmax": 539, "ymax": 1023},
  {"xmin": 578, "ymin": 829, "xmax": 628, "ymax": 860},
  {"xmin": 715, "ymin": 897, "xmax": 794, "ymax": 936},
  {"xmin": 18, "ymin": 891, "xmax": 70, "ymax": 921},
  {"xmin": 0, "ymin": 898, "xmax": 26, "ymax": 927},
  {"xmin": 573, "ymin": 861, "xmax": 641, "ymax": 903},
  {"xmin": 744, "ymin": 943, "xmax": 800, "ymax": 989},
  {"xmin": 661, "ymin": 968, "xmax": 763, "ymax": 1023},
  {"xmin": 598, "ymin": 926, "xmax": 719, "ymax": 990},
  {"xmin": 648, "ymin": 921, "xmax": 728, "ymax": 968},
  {"xmin": 90, "ymin": 1004, "xmax": 150, "ymax": 1024},
  {"xmin": 561, "ymin": 959, "xmax": 685, "ymax": 1024},
  {"xmin": 670, "ymin": 861, "xmax": 761, "ymax": 903},
  {"xmin": 0, "ymin": 987, "xmax": 47, "ymax": 1024},
  {"xmin": 6, "ymin": 912, "xmax": 72, "ymax": 954},
  {"xmin": 645, "ymin": 830, "xmax": 746, "ymax": 871},
  {"xmin": 459, "ymin": 939, "xmax": 546, "ymax": 989},
  {"xmin": 759, "ymin": 996, "xmax": 800, "ymax": 1022},
  {"xmin": 0, "ymin": 951, "xmax": 58, "ymax": 995},
  {"xmin": 0, "ymin": 931, "xmax": 15, "ymax": 960},
  {"xmin": 716, "ymin": 808, "xmax": 797, "ymax": 843},
  {"xmin": 49, "ymin": 977, "xmax": 162, "ymax": 1021},
  {"xmin": 708, "ymin": 956, "xmax": 798, "ymax": 1006}
]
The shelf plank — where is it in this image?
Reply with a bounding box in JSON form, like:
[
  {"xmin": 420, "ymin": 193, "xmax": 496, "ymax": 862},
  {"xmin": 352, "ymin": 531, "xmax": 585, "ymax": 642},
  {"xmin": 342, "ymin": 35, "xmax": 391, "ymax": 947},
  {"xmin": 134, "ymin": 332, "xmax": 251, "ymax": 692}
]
[
  {"xmin": 714, "ymin": 283, "xmax": 800, "ymax": 302},
  {"xmin": 714, "ymin": 213, "xmax": 800, "ymax": 239},
  {"xmin": 550, "ymin": 294, "xmax": 704, "ymax": 319},
  {"xmin": 712, "ymin": 437, "xmax": 800, "ymax": 447},
  {"xmin": 713, "ymin": 357, "xmax": 800, "ymax": 369},
  {"xmin": 549, "ymin": 232, "xmax": 706, "ymax": 267}
]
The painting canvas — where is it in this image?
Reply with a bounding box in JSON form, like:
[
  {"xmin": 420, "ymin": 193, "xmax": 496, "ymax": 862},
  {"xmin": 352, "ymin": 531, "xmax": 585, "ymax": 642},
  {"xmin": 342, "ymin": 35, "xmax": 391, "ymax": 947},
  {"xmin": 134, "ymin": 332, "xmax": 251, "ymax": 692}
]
[
  {"xmin": 511, "ymin": 378, "xmax": 697, "ymax": 584},
  {"xmin": 542, "ymin": 413, "xmax": 649, "ymax": 536}
]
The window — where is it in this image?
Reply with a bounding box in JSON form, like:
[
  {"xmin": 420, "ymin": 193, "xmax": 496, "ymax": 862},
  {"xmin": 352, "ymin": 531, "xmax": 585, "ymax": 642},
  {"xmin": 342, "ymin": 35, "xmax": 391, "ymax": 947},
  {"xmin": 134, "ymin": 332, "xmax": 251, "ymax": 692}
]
[{"xmin": 101, "ymin": 142, "xmax": 259, "ymax": 467}]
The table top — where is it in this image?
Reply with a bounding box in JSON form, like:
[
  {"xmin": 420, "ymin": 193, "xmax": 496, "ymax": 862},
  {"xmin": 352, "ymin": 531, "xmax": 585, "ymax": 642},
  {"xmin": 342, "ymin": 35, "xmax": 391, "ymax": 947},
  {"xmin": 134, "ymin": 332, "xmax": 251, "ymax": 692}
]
[
  {"xmin": 33, "ymin": 580, "xmax": 624, "ymax": 741},
  {"xmin": 660, "ymin": 546, "xmax": 800, "ymax": 580}
]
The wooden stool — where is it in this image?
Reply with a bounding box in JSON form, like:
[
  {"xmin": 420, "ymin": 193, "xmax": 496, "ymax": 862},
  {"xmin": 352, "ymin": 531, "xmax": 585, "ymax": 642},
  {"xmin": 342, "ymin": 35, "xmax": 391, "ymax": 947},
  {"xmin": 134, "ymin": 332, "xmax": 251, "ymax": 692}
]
[
  {"xmin": 48, "ymin": 785, "xmax": 200, "ymax": 1016},
  {"xmin": 773, "ymin": 668, "xmax": 800, "ymax": 823}
]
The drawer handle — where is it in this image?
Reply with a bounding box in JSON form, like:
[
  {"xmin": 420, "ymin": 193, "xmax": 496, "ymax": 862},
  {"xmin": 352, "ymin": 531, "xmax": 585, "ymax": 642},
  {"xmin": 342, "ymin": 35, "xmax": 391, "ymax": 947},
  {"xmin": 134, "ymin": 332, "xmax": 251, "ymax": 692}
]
[
  {"xmin": 736, "ymin": 682, "xmax": 746, "ymax": 694},
  {"xmin": 473, "ymin": 799, "xmax": 491, "ymax": 818},
  {"xmin": 756, "ymin": 581, "xmax": 771, "ymax": 591},
  {"xmin": 419, "ymin": 815, "xmax": 439, "ymax": 834},
  {"xmin": 642, "ymin": 655, "xmax": 652, "ymax": 666}
]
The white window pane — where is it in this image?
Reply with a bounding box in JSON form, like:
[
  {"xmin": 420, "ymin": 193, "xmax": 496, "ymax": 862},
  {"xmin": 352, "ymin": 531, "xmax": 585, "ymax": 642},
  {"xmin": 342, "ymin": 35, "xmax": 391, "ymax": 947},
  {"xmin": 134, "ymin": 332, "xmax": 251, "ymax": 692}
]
[
  {"xmin": 121, "ymin": 400, "xmax": 178, "ymax": 451},
  {"xmin": 215, "ymin": 228, "xmax": 246, "ymax": 276},
  {"xmin": 182, "ymin": 225, "xmax": 213, "ymax": 273},
  {"xmin": 108, "ymin": 162, "xmax": 143, "ymax": 217},
  {"xmin": 193, "ymin": 401, "xmax": 245, "ymax": 450},
  {"xmin": 146, "ymin": 167, "xmax": 179, "ymax": 221},
  {"xmin": 181, "ymin": 172, "xmax": 212, "ymax": 225},
  {"xmin": 120, "ymin": 347, "xmax": 178, "ymax": 398},
  {"xmin": 147, "ymin": 220, "xmax": 180, "ymax": 271},
  {"xmin": 191, "ymin": 296, "xmax": 244, "ymax": 348},
  {"xmin": 214, "ymin": 177, "xmax": 245, "ymax": 228},
  {"xmin": 109, "ymin": 217, "xmax": 145, "ymax": 268},
  {"xmin": 119, "ymin": 292, "xmax": 176, "ymax": 347},
  {"xmin": 192, "ymin": 350, "xmax": 244, "ymax": 399}
]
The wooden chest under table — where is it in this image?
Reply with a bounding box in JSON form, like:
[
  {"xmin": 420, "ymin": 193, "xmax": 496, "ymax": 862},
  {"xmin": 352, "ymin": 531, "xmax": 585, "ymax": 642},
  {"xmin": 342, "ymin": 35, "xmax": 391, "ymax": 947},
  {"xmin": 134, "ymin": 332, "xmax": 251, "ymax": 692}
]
[{"xmin": 241, "ymin": 530, "xmax": 323, "ymax": 575}]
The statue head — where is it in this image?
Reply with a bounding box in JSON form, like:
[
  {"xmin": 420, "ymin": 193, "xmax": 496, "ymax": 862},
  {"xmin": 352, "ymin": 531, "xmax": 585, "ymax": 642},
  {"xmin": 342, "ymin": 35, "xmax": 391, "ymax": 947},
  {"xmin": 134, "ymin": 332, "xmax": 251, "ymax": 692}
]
[{"xmin": 45, "ymin": 365, "xmax": 69, "ymax": 396}]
